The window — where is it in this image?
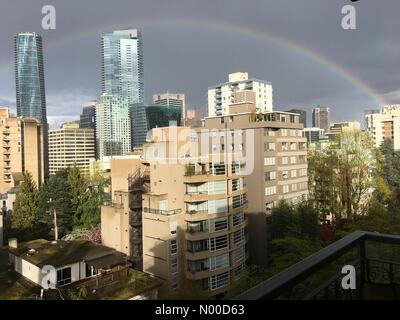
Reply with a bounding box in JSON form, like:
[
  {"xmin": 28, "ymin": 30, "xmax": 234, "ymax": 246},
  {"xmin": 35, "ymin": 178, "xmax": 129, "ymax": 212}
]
[
  {"xmin": 264, "ymin": 142, "xmax": 275, "ymax": 151},
  {"xmin": 233, "ymin": 229, "xmax": 245, "ymax": 243},
  {"xmin": 209, "ymin": 254, "xmax": 229, "ymax": 270},
  {"xmin": 282, "ymin": 157, "xmax": 289, "ymax": 165},
  {"xmin": 171, "ymin": 257, "xmax": 178, "ymax": 274},
  {"xmin": 283, "ymin": 185, "xmax": 290, "ymax": 193},
  {"xmin": 209, "ymin": 235, "xmax": 229, "ymax": 251},
  {"xmin": 300, "ymin": 168, "xmax": 307, "ymax": 176},
  {"xmin": 292, "ymin": 183, "xmax": 298, "ymax": 192},
  {"xmin": 265, "ymin": 186, "xmax": 277, "ymax": 196},
  {"xmin": 282, "ymin": 142, "xmax": 289, "ymax": 151},
  {"xmin": 208, "ymin": 199, "xmax": 228, "ymax": 213},
  {"xmin": 209, "ymin": 272, "xmax": 229, "ymax": 290},
  {"xmin": 265, "ymin": 171, "xmax": 276, "ymax": 181},
  {"xmin": 290, "ymin": 156, "xmax": 297, "ymax": 164},
  {"xmin": 291, "ymin": 170, "xmax": 297, "ymax": 178},
  {"xmin": 264, "ymin": 128, "xmax": 277, "ymax": 137},
  {"xmin": 290, "ymin": 142, "xmax": 297, "ymax": 150},
  {"xmin": 171, "ymin": 239, "xmax": 177, "ymax": 255},
  {"xmin": 209, "ymin": 217, "xmax": 228, "ymax": 232},
  {"xmin": 282, "ymin": 170, "xmax": 289, "ymax": 179},
  {"xmin": 232, "ymin": 178, "xmax": 244, "ymax": 191},
  {"xmin": 233, "ymin": 194, "xmax": 247, "ymax": 208},
  {"xmin": 281, "ymin": 129, "xmax": 288, "ymax": 136},
  {"xmin": 57, "ymin": 267, "xmax": 72, "ymax": 286},
  {"xmin": 233, "ymin": 212, "xmax": 244, "ymax": 226},
  {"xmin": 264, "ymin": 157, "xmax": 275, "ymax": 166},
  {"xmin": 232, "ymin": 246, "xmax": 246, "ymax": 263}
]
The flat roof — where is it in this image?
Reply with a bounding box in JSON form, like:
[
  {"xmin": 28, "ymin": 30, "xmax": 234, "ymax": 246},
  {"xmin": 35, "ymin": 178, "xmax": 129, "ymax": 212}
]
[
  {"xmin": 208, "ymin": 78, "xmax": 272, "ymax": 90},
  {"xmin": 9, "ymin": 239, "xmax": 126, "ymax": 268}
]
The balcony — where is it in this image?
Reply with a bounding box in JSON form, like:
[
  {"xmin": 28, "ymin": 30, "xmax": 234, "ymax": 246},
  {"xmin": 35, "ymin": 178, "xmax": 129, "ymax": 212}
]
[
  {"xmin": 142, "ymin": 207, "xmax": 182, "ymax": 216},
  {"xmin": 103, "ymin": 201, "xmax": 124, "ymax": 209},
  {"xmin": 235, "ymin": 231, "xmax": 400, "ymax": 300}
]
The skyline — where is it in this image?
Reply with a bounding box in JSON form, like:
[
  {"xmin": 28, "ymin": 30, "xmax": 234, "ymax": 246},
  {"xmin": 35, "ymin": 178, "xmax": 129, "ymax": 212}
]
[{"xmin": 1, "ymin": 0, "xmax": 400, "ymax": 128}]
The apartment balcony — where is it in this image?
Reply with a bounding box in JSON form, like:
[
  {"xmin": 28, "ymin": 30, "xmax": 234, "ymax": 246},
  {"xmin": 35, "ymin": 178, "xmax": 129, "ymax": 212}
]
[
  {"xmin": 103, "ymin": 201, "xmax": 124, "ymax": 209},
  {"xmin": 235, "ymin": 231, "xmax": 400, "ymax": 300},
  {"xmin": 3, "ymin": 150, "xmax": 10, "ymax": 155},
  {"xmin": 186, "ymin": 266, "xmax": 231, "ymax": 281},
  {"xmin": 185, "ymin": 229, "xmax": 231, "ymax": 242},
  {"xmin": 3, "ymin": 143, "xmax": 10, "ymax": 148},
  {"xmin": 184, "ymin": 192, "xmax": 228, "ymax": 203},
  {"xmin": 142, "ymin": 207, "xmax": 182, "ymax": 216},
  {"xmin": 2, "ymin": 136, "xmax": 10, "ymax": 142},
  {"xmin": 186, "ymin": 246, "xmax": 230, "ymax": 261}
]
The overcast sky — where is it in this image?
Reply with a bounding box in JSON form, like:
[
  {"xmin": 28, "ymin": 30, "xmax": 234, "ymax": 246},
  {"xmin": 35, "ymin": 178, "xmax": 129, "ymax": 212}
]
[{"xmin": 1, "ymin": 0, "xmax": 400, "ymax": 128}]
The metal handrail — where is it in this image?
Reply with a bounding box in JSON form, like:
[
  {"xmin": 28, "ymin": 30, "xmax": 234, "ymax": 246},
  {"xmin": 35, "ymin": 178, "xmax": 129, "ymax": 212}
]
[{"xmin": 235, "ymin": 231, "xmax": 400, "ymax": 300}]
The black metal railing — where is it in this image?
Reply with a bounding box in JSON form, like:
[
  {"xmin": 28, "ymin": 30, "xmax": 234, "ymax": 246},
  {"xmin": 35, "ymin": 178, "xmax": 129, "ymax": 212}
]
[{"xmin": 235, "ymin": 231, "xmax": 400, "ymax": 300}]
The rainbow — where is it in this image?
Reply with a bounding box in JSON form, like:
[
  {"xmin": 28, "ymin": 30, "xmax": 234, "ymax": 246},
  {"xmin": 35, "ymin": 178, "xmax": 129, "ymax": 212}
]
[{"xmin": 0, "ymin": 17, "xmax": 386, "ymax": 106}]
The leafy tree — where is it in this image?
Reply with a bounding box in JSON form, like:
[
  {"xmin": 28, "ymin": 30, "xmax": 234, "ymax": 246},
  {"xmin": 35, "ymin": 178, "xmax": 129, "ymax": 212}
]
[
  {"xmin": 12, "ymin": 172, "xmax": 40, "ymax": 229},
  {"xmin": 308, "ymin": 130, "xmax": 377, "ymax": 221},
  {"xmin": 374, "ymin": 139, "xmax": 400, "ymax": 207}
]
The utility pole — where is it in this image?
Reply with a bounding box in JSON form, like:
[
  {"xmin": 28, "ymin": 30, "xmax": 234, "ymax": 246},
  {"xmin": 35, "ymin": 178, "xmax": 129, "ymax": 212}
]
[
  {"xmin": 53, "ymin": 207, "xmax": 58, "ymax": 241},
  {"xmin": 49, "ymin": 198, "xmax": 58, "ymax": 241}
]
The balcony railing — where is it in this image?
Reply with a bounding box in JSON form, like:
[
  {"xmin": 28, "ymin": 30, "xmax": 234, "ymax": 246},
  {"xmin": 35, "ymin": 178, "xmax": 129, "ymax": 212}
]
[
  {"xmin": 103, "ymin": 201, "xmax": 124, "ymax": 209},
  {"xmin": 235, "ymin": 231, "xmax": 400, "ymax": 300},
  {"xmin": 143, "ymin": 207, "xmax": 182, "ymax": 215}
]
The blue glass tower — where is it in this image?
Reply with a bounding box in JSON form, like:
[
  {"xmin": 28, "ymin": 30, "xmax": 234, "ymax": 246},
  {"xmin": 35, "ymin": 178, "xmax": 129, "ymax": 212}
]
[
  {"xmin": 14, "ymin": 32, "xmax": 48, "ymax": 175},
  {"xmin": 101, "ymin": 29, "xmax": 144, "ymax": 105}
]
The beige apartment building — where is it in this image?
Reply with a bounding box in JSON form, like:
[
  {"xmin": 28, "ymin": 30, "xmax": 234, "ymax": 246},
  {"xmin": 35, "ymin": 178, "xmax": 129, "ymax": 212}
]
[
  {"xmin": 101, "ymin": 90, "xmax": 308, "ymax": 295},
  {"xmin": 365, "ymin": 105, "xmax": 400, "ymax": 150},
  {"xmin": 48, "ymin": 122, "xmax": 95, "ymax": 175},
  {"xmin": 201, "ymin": 91, "xmax": 308, "ymax": 266},
  {"xmin": 0, "ymin": 108, "xmax": 44, "ymax": 193},
  {"xmin": 102, "ymin": 127, "xmax": 249, "ymax": 296}
]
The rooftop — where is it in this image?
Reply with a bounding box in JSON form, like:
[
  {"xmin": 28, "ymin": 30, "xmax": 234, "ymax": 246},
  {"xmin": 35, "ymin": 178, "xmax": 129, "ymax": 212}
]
[{"xmin": 9, "ymin": 239, "xmax": 126, "ymax": 268}]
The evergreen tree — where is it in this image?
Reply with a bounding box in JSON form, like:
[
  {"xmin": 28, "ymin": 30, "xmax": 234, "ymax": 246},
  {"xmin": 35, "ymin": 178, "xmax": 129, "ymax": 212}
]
[{"xmin": 12, "ymin": 172, "xmax": 40, "ymax": 229}]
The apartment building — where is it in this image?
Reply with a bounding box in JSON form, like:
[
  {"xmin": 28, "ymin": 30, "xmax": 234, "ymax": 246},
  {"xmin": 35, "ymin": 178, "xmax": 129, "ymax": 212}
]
[
  {"xmin": 102, "ymin": 127, "xmax": 249, "ymax": 296},
  {"xmin": 365, "ymin": 105, "xmax": 400, "ymax": 150},
  {"xmin": 201, "ymin": 91, "xmax": 308, "ymax": 266},
  {"xmin": 0, "ymin": 108, "xmax": 44, "ymax": 193},
  {"xmin": 48, "ymin": 122, "xmax": 95, "ymax": 175},
  {"xmin": 327, "ymin": 121, "xmax": 361, "ymax": 141},
  {"xmin": 208, "ymin": 72, "xmax": 273, "ymax": 117}
]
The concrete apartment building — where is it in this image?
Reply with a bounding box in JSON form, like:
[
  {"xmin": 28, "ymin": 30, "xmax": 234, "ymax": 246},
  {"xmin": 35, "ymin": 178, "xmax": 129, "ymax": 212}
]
[
  {"xmin": 102, "ymin": 126, "xmax": 249, "ymax": 296},
  {"xmin": 202, "ymin": 91, "xmax": 308, "ymax": 266},
  {"xmin": 101, "ymin": 89, "xmax": 308, "ymax": 295},
  {"xmin": 48, "ymin": 122, "xmax": 95, "ymax": 175},
  {"xmin": 327, "ymin": 121, "xmax": 361, "ymax": 141},
  {"xmin": 0, "ymin": 108, "xmax": 44, "ymax": 194},
  {"xmin": 365, "ymin": 105, "xmax": 400, "ymax": 150},
  {"xmin": 208, "ymin": 72, "xmax": 273, "ymax": 117}
]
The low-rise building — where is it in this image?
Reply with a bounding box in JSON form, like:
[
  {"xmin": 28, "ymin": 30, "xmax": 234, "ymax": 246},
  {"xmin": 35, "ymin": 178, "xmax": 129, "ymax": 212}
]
[{"xmin": 6, "ymin": 238, "xmax": 161, "ymax": 300}]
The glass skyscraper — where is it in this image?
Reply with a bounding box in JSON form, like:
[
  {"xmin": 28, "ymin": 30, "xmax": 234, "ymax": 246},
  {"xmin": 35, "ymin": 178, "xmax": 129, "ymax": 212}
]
[
  {"xmin": 101, "ymin": 29, "xmax": 144, "ymax": 105},
  {"xmin": 14, "ymin": 32, "xmax": 48, "ymax": 175},
  {"xmin": 96, "ymin": 93, "xmax": 131, "ymax": 160},
  {"xmin": 129, "ymin": 104, "xmax": 182, "ymax": 149}
]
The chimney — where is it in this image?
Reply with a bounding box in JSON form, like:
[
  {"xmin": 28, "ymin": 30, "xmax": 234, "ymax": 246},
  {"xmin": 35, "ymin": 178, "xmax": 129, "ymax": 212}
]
[{"xmin": 8, "ymin": 238, "xmax": 18, "ymax": 249}]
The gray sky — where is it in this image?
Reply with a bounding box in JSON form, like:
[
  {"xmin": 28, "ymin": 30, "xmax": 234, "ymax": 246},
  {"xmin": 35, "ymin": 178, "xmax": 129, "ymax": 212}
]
[{"xmin": 1, "ymin": 0, "xmax": 399, "ymax": 128}]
